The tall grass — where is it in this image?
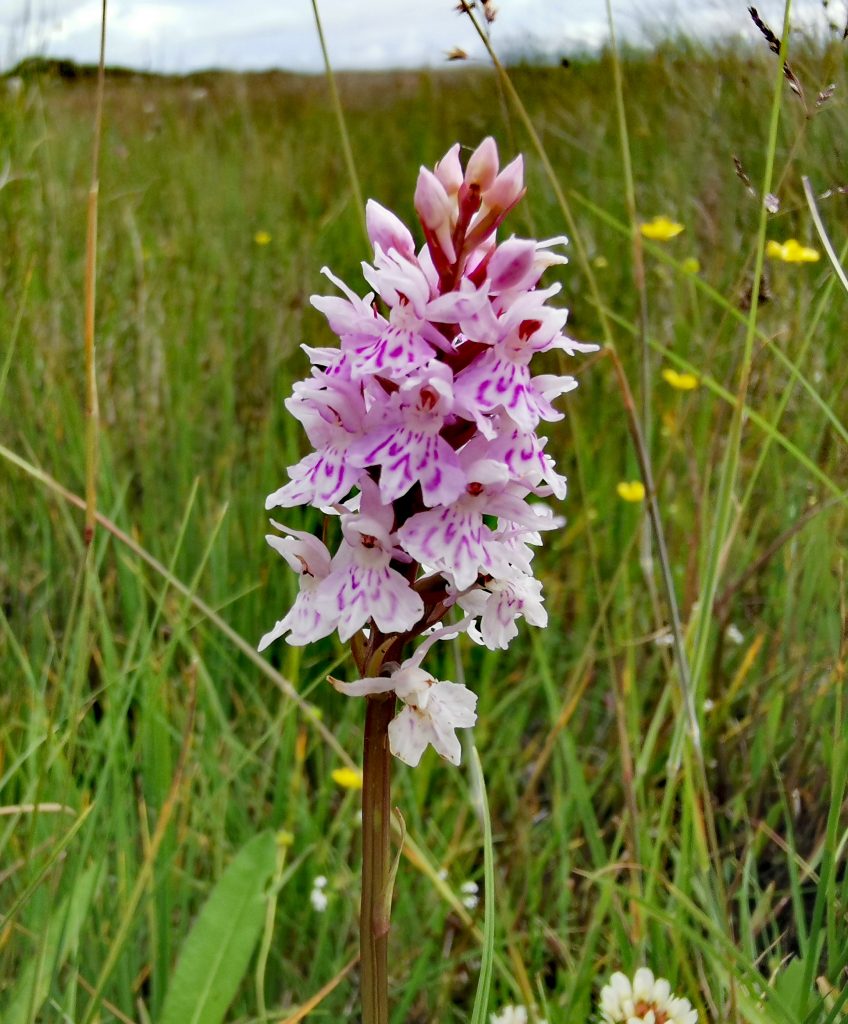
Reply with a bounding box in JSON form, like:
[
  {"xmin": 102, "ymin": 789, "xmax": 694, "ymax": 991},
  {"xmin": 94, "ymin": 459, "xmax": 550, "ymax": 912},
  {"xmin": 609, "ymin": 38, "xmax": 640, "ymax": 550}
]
[{"xmin": 0, "ymin": 23, "xmax": 846, "ymax": 1023}]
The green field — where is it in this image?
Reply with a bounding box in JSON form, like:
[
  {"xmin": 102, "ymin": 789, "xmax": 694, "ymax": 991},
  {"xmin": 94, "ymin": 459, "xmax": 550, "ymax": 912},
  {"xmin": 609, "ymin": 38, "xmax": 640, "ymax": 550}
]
[{"xmin": 1, "ymin": 27, "xmax": 846, "ymax": 1024}]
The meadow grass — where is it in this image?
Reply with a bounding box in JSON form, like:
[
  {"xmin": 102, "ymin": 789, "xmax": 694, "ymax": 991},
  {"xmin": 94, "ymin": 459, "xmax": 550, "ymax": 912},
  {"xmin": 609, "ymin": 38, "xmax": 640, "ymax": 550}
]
[{"xmin": 0, "ymin": 25, "xmax": 847, "ymax": 1024}]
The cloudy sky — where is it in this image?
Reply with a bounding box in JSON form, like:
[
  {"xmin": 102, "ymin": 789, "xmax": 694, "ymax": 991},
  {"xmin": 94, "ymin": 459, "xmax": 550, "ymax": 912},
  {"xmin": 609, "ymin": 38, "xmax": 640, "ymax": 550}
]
[{"xmin": 0, "ymin": 0, "xmax": 836, "ymax": 74}]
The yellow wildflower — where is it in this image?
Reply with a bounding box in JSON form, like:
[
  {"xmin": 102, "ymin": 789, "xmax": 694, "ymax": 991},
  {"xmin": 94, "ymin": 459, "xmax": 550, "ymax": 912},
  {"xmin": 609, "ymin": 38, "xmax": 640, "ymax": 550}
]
[
  {"xmin": 765, "ymin": 238, "xmax": 820, "ymax": 263},
  {"xmin": 661, "ymin": 410, "xmax": 677, "ymax": 437},
  {"xmin": 640, "ymin": 216, "xmax": 684, "ymax": 241},
  {"xmin": 682, "ymin": 257, "xmax": 700, "ymax": 274},
  {"xmin": 617, "ymin": 480, "xmax": 646, "ymax": 503},
  {"xmin": 593, "ymin": 255, "xmax": 609, "ymax": 269},
  {"xmin": 331, "ymin": 767, "xmax": 364, "ymax": 790},
  {"xmin": 254, "ymin": 230, "xmax": 272, "ymax": 246},
  {"xmin": 662, "ymin": 368, "xmax": 698, "ymax": 391},
  {"xmin": 618, "ymin": 479, "xmax": 647, "ymax": 503}
]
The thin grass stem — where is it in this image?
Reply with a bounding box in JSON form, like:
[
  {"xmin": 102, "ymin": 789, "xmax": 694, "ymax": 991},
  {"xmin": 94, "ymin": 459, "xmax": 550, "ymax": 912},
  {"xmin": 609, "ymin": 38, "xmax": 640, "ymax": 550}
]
[
  {"xmin": 310, "ymin": 0, "xmax": 367, "ymax": 246},
  {"xmin": 0, "ymin": 441, "xmax": 354, "ymax": 766},
  {"xmin": 83, "ymin": 0, "xmax": 107, "ymax": 546}
]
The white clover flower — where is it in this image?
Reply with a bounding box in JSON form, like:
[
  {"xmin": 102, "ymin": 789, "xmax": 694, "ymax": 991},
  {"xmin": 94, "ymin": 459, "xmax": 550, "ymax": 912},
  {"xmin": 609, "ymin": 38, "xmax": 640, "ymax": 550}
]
[
  {"xmin": 460, "ymin": 879, "xmax": 479, "ymax": 909},
  {"xmin": 309, "ymin": 875, "xmax": 329, "ymax": 912},
  {"xmin": 489, "ymin": 1007, "xmax": 547, "ymax": 1024},
  {"xmin": 600, "ymin": 968, "xmax": 697, "ymax": 1024},
  {"xmin": 490, "ymin": 1006, "xmax": 528, "ymax": 1024},
  {"xmin": 725, "ymin": 622, "xmax": 744, "ymax": 646}
]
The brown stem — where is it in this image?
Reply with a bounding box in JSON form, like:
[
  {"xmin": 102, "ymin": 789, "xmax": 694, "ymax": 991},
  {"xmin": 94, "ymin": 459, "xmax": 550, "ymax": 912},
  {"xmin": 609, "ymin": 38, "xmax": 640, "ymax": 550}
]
[
  {"xmin": 361, "ymin": 693, "xmax": 394, "ymax": 1024},
  {"xmin": 83, "ymin": 0, "xmax": 107, "ymax": 545}
]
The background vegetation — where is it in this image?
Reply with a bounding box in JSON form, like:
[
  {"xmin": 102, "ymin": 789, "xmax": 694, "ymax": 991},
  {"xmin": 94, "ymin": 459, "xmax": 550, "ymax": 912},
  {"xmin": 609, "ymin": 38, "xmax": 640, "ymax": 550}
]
[{"xmin": 0, "ymin": 22, "xmax": 846, "ymax": 1023}]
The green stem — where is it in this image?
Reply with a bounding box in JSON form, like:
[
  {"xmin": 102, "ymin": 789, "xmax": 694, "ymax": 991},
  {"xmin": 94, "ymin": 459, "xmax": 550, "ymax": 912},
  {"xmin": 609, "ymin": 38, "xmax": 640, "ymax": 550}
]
[
  {"xmin": 310, "ymin": 0, "xmax": 367, "ymax": 246},
  {"xmin": 361, "ymin": 694, "xmax": 394, "ymax": 1024}
]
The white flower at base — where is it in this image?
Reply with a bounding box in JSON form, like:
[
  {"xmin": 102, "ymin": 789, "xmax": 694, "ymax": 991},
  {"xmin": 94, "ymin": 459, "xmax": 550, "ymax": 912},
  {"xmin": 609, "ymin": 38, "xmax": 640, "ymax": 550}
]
[
  {"xmin": 600, "ymin": 968, "xmax": 698, "ymax": 1024},
  {"xmin": 390, "ymin": 665, "xmax": 477, "ymax": 766},
  {"xmin": 332, "ymin": 659, "xmax": 477, "ymax": 768},
  {"xmin": 330, "ymin": 618, "xmax": 478, "ymax": 767}
]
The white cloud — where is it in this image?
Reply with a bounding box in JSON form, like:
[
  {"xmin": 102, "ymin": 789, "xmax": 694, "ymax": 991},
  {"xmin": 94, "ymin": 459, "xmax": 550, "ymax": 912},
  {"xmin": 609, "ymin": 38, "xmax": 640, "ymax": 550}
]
[{"xmin": 0, "ymin": 0, "xmax": 839, "ymax": 73}]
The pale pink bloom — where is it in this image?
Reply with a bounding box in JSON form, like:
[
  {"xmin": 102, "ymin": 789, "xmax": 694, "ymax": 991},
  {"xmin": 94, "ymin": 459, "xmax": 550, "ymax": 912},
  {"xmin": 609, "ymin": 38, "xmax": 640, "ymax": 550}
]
[
  {"xmin": 331, "ymin": 626, "xmax": 477, "ymax": 766},
  {"xmin": 315, "ymin": 246, "xmax": 488, "ymax": 381},
  {"xmin": 451, "ymin": 286, "xmax": 581, "ymax": 433},
  {"xmin": 397, "ymin": 453, "xmax": 541, "ymax": 589},
  {"xmin": 309, "ymin": 266, "xmax": 378, "ymax": 336},
  {"xmin": 349, "ymin": 363, "xmax": 465, "ymax": 507},
  {"xmin": 315, "ymin": 481, "xmax": 424, "ymax": 642},
  {"xmin": 313, "ymin": 264, "xmax": 435, "ymax": 380},
  {"xmin": 492, "ymin": 284, "xmax": 571, "ymax": 354},
  {"xmin": 486, "ymin": 236, "xmax": 539, "ymax": 293},
  {"xmin": 258, "ymin": 526, "xmax": 336, "ymax": 649},
  {"xmin": 265, "ymin": 373, "xmax": 366, "ymax": 509},
  {"xmin": 391, "ymin": 666, "xmax": 478, "ymax": 766},
  {"xmin": 362, "ymin": 245, "xmax": 490, "ymax": 345},
  {"xmin": 459, "ymin": 573, "xmax": 547, "ymax": 650},
  {"xmin": 488, "ymin": 235, "xmax": 569, "ymax": 298},
  {"xmin": 454, "ymin": 353, "xmax": 576, "ymax": 434},
  {"xmin": 462, "ymin": 420, "xmax": 568, "ymax": 499},
  {"xmin": 487, "ymin": 502, "xmax": 563, "ymax": 579},
  {"xmin": 342, "ymin": 307, "xmax": 436, "ymax": 379},
  {"xmin": 462, "ymin": 154, "xmax": 526, "ymax": 253}
]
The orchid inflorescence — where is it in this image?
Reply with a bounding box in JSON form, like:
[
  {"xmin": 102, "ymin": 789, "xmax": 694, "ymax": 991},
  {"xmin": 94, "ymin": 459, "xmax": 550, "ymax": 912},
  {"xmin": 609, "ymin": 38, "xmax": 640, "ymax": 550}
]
[{"xmin": 260, "ymin": 137, "xmax": 594, "ymax": 767}]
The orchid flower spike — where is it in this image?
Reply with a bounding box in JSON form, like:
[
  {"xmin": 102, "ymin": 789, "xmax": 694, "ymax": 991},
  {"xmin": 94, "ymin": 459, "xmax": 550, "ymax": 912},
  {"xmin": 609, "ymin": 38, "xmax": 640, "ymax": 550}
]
[{"xmin": 262, "ymin": 138, "xmax": 597, "ymax": 766}]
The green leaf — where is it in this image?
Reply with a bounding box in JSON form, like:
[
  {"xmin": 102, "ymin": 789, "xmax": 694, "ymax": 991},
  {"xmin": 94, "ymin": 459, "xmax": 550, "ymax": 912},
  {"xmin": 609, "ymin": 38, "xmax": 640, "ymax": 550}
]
[
  {"xmin": 772, "ymin": 957, "xmax": 825, "ymax": 1021},
  {"xmin": 3, "ymin": 861, "xmax": 101, "ymax": 1024},
  {"xmin": 159, "ymin": 831, "xmax": 276, "ymax": 1024}
]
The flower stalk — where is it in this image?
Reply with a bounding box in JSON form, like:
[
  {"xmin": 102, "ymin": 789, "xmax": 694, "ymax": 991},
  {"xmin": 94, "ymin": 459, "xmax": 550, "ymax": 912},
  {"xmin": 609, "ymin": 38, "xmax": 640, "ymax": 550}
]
[
  {"xmin": 260, "ymin": 138, "xmax": 594, "ymax": 1018},
  {"xmin": 360, "ymin": 693, "xmax": 394, "ymax": 1024}
]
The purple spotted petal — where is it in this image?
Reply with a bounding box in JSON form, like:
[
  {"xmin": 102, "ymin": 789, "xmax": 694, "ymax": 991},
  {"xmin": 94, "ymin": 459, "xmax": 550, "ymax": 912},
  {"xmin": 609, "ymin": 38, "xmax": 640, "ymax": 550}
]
[
  {"xmin": 397, "ymin": 504, "xmax": 507, "ymax": 590},
  {"xmin": 266, "ymin": 447, "xmax": 363, "ymax": 509},
  {"xmin": 316, "ymin": 563, "xmax": 424, "ymax": 642},
  {"xmin": 351, "ymin": 425, "xmax": 465, "ymax": 507}
]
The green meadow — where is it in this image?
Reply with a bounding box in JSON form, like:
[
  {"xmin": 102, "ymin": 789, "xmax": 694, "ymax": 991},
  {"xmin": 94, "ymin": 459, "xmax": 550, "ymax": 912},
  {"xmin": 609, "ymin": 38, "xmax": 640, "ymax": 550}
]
[{"xmin": 1, "ymin": 27, "xmax": 846, "ymax": 1024}]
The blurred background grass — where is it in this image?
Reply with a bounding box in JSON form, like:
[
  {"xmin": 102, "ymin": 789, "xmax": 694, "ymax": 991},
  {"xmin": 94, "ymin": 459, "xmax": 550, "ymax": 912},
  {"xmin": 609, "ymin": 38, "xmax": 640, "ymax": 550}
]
[{"xmin": 0, "ymin": 32, "xmax": 846, "ymax": 1024}]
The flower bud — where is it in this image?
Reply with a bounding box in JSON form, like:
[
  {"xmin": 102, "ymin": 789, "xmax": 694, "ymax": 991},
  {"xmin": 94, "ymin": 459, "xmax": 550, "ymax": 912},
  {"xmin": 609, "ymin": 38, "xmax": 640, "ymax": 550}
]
[
  {"xmin": 434, "ymin": 142, "xmax": 463, "ymax": 197},
  {"xmin": 414, "ymin": 167, "xmax": 456, "ymax": 262},
  {"xmin": 483, "ymin": 154, "xmax": 524, "ymax": 213},
  {"xmin": 464, "ymin": 136, "xmax": 499, "ymax": 192},
  {"xmin": 366, "ymin": 199, "xmax": 416, "ymax": 260}
]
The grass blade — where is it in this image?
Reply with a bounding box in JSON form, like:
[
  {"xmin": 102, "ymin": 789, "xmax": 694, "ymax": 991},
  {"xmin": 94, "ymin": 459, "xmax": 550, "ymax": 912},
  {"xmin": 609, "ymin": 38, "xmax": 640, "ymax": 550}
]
[{"xmin": 469, "ymin": 745, "xmax": 496, "ymax": 1024}]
